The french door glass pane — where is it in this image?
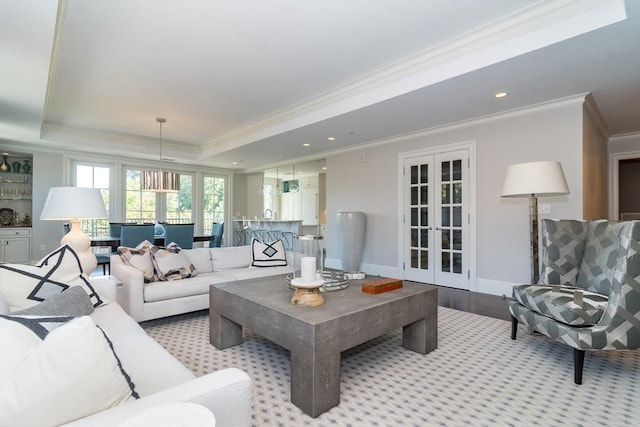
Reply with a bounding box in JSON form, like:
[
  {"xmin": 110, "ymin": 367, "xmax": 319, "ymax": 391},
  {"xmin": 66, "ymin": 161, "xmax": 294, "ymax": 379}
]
[
  {"xmin": 203, "ymin": 176, "xmax": 226, "ymax": 234},
  {"xmin": 409, "ymin": 161, "xmax": 429, "ymax": 271}
]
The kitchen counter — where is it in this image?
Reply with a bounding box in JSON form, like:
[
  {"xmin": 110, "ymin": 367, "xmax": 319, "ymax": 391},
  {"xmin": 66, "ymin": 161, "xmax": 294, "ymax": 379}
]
[{"xmin": 233, "ymin": 219, "xmax": 302, "ymax": 249}]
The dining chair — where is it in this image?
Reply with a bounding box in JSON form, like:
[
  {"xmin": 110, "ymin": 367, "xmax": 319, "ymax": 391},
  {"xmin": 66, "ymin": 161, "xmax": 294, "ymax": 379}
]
[
  {"xmin": 119, "ymin": 224, "xmax": 155, "ymax": 248},
  {"xmin": 209, "ymin": 222, "xmax": 224, "ymax": 248},
  {"xmin": 162, "ymin": 223, "xmax": 195, "ymax": 249}
]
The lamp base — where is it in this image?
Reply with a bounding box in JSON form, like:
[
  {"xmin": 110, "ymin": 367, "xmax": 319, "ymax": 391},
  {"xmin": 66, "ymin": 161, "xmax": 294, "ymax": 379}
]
[{"xmin": 60, "ymin": 219, "xmax": 97, "ymax": 273}]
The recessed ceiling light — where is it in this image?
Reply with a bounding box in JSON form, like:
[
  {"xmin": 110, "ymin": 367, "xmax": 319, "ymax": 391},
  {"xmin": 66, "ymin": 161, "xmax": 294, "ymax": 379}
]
[
  {"xmin": 303, "ymin": 143, "xmax": 310, "ymax": 147},
  {"xmin": 322, "ymin": 166, "xmax": 327, "ymax": 170},
  {"xmin": 494, "ymin": 92, "xmax": 508, "ymax": 98},
  {"xmin": 327, "ymin": 137, "xmax": 335, "ymax": 141}
]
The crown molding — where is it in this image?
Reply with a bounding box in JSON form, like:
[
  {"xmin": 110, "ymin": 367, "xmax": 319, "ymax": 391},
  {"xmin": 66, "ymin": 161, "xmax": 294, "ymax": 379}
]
[
  {"xmin": 40, "ymin": 122, "xmax": 201, "ymax": 160},
  {"xmin": 200, "ymin": 0, "xmax": 627, "ymax": 157}
]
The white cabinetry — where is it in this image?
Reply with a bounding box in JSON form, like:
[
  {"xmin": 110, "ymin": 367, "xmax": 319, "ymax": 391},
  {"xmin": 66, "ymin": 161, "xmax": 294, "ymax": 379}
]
[
  {"xmin": 0, "ymin": 227, "xmax": 31, "ymax": 263},
  {"xmin": 280, "ymin": 192, "xmax": 301, "ymax": 221},
  {"xmin": 301, "ymin": 188, "xmax": 319, "ymax": 226}
]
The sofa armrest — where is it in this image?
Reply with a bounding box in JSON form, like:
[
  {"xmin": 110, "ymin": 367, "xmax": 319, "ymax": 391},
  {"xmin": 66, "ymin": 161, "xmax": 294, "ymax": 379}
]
[
  {"xmin": 61, "ymin": 368, "xmax": 252, "ymax": 427},
  {"xmin": 110, "ymin": 255, "xmax": 145, "ymax": 322}
]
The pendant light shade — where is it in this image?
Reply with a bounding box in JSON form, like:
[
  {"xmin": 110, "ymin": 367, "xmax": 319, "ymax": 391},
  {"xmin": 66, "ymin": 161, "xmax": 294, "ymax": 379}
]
[{"xmin": 142, "ymin": 118, "xmax": 180, "ymax": 192}]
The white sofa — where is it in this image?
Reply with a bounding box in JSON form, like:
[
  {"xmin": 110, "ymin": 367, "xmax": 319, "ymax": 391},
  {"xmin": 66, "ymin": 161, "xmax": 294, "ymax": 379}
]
[
  {"xmin": 0, "ymin": 279, "xmax": 252, "ymax": 427},
  {"xmin": 112, "ymin": 244, "xmax": 294, "ymax": 322}
]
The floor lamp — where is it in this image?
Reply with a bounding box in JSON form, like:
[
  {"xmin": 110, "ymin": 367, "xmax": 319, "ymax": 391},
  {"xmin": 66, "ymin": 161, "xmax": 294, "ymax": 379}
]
[
  {"xmin": 501, "ymin": 161, "xmax": 569, "ymax": 284},
  {"xmin": 40, "ymin": 187, "xmax": 108, "ymax": 274}
]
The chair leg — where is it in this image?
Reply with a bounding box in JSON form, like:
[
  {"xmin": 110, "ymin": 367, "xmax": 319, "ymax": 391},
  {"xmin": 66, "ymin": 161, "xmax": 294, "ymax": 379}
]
[
  {"xmin": 573, "ymin": 349, "xmax": 585, "ymax": 385},
  {"xmin": 510, "ymin": 315, "xmax": 518, "ymax": 340}
]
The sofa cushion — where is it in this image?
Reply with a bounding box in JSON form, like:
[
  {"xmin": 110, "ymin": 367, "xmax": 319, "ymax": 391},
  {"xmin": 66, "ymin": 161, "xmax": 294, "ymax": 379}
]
[
  {"xmin": 0, "ymin": 245, "xmax": 106, "ymax": 312},
  {"xmin": 143, "ymin": 272, "xmax": 236, "ymax": 303},
  {"xmin": 576, "ymin": 220, "xmax": 627, "ymax": 296},
  {"xmin": 211, "ymin": 245, "xmax": 251, "ymax": 270},
  {"xmin": 118, "ymin": 240, "xmax": 157, "ymax": 283},
  {"xmin": 184, "ymin": 248, "xmax": 214, "ymax": 273},
  {"xmin": 539, "ymin": 219, "xmax": 587, "ymax": 286},
  {"xmin": 13, "ymin": 286, "xmax": 94, "ymax": 317},
  {"xmin": 251, "ymin": 239, "xmax": 287, "ymax": 267},
  {"xmin": 512, "ymin": 284, "xmax": 608, "ymax": 326},
  {"xmin": 0, "ymin": 315, "xmax": 137, "ymax": 427},
  {"xmin": 226, "ymin": 265, "xmax": 293, "ymax": 281},
  {"xmin": 150, "ymin": 243, "xmax": 197, "ymax": 281}
]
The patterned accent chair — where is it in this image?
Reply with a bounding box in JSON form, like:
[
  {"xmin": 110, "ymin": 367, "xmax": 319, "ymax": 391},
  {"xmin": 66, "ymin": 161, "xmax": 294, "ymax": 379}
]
[{"xmin": 509, "ymin": 219, "xmax": 640, "ymax": 384}]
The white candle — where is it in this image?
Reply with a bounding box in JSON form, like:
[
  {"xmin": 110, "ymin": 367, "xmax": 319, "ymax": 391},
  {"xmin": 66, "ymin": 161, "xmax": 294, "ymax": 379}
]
[{"xmin": 301, "ymin": 256, "xmax": 316, "ymax": 283}]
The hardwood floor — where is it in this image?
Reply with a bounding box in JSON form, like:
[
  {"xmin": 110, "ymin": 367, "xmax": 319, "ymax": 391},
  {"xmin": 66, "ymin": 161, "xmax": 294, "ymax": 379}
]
[{"xmin": 419, "ymin": 282, "xmax": 513, "ymax": 322}]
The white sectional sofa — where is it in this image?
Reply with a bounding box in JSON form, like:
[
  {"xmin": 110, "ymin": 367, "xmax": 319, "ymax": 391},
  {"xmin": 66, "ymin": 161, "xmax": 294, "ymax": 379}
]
[
  {"xmin": 0, "ymin": 265, "xmax": 252, "ymax": 427},
  {"xmin": 112, "ymin": 244, "xmax": 294, "ymax": 322}
]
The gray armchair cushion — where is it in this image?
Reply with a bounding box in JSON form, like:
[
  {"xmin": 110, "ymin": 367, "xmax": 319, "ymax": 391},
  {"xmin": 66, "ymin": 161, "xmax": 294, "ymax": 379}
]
[
  {"xmin": 512, "ymin": 284, "xmax": 608, "ymax": 326},
  {"xmin": 539, "ymin": 219, "xmax": 587, "ymax": 286}
]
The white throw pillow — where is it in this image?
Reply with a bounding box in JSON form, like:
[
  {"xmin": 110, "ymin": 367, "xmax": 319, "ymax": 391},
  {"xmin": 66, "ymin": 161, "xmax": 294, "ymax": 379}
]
[
  {"xmin": 0, "ymin": 315, "xmax": 138, "ymax": 427},
  {"xmin": 251, "ymin": 239, "xmax": 288, "ymax": 267},
  {"xmin": 150, "ymin": 242, "xmax": 197, "ymax": 281},
  {"xmin": 118, "ymin": 240, "xmax": 157, "ymax": 282},
  {"xmin": 0, "ymin": 245, "xmax": 107, "ymax": 312}
]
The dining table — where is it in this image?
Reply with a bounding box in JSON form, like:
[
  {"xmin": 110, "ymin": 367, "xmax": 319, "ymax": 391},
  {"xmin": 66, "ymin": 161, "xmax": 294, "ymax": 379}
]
[{"xmin": 91, "ymin": 235, "xmax": 215, "ymax": 247}]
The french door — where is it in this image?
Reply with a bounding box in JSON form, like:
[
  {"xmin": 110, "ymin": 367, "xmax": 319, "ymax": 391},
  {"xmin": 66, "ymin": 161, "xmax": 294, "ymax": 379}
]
[{"xmin": 403, "ymin": 149, "xmax": 470, "ymax": 289}]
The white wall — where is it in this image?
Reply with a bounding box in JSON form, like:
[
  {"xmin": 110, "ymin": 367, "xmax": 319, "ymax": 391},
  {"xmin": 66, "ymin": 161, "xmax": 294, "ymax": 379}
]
[{"xmin": 326, "ymin": 100, "xmax": 585, "ymax": 296}]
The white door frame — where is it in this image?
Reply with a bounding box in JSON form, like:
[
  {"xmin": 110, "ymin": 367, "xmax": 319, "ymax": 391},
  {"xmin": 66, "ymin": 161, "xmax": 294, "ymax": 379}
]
[
  {"xmin": 608, "ymin": 150, "xmax": 640, "ymax": 220},
  {"xmin": 397, "ymin": 140, "xmax": 477, "ymax": 292}
]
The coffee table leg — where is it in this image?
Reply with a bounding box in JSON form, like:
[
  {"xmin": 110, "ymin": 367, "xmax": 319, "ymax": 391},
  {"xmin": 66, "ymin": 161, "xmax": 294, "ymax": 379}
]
[
  {"xmin": 210, "ymin": 314, "xmax": 243, "ymax": 349},
  {"xmin": 290, "ymin": 350, "xmax": 341, "ymax": 417},
  {"xmin": 402, "ymin": 314, "xmax": 437, "ymax": 354}
]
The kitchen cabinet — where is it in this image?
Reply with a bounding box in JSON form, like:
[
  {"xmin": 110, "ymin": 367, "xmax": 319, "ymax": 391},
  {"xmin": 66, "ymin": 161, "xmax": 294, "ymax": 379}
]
[
  {"xmin": 301, "ymin": 188, "xmax": 319, "ymax": 226},
  {"xmin": 280, "ymin": 192, "xmax": 301, "ymax": 221},
  {"xmin": 0, "ymin": 227, "xmax": 31, "ymax": 263}
]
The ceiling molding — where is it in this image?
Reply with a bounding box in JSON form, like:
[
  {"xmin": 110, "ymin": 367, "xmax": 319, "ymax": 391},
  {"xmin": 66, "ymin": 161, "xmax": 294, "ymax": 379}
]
[
  {"xmin": 199, "ymin": 0, "xmax": 627, "ymax": 159},
  {"xmin": 242, "ymin": 93, "xmax": 590, "ymax": 173}
]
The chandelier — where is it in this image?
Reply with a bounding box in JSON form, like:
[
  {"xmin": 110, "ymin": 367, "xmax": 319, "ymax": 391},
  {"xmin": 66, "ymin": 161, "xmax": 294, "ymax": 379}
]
[{"xmin": 141, "ymin": 117, "xmax": 180, "ymax": 192}]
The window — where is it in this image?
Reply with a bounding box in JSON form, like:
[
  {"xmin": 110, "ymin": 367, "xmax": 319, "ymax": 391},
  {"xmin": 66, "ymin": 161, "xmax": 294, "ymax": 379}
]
[
  {"xmin": 166, "ymin": 174, "xmax": 193, "ymax": 223},
  {"xmin": 203, "ymin": 176, "xmax": 225, "ymax": 234},
  {"xmin": 74, "ymin": 163, "xmax": 110, "ymax": 237},
  {"xmin": 125, "ymin": 169, "xmax": 156, "ymax": 223},
  {"xmin": 125, "ymin": 169, "xmax": 193, "ymax": 224}
]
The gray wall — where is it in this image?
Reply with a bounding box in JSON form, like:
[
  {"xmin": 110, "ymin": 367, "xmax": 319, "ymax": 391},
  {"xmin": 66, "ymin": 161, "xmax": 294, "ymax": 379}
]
[
  {"xmin": 325, "ymin": 101, "xmax": 586, "ymax": 296},
  {"xmin": 31, "ymin": 150, "xmax": 65, "ymax": 260}
]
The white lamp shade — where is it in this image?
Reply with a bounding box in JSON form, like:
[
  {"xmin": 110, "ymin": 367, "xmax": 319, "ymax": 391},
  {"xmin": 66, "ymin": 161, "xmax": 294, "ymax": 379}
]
[
  {"xmin": 501, "ymin": 161, "xmax": 570, "ymax": 198},
  {"xmin": 40, "ymin": 187, "xmax": 108, "ymax": 220}
]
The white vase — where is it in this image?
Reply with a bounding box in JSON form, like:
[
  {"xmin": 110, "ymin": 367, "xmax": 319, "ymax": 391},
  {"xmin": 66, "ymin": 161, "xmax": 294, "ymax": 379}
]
[{"xmin": 337, "ymin": 211, "xmax": 366, "ymax": 273}]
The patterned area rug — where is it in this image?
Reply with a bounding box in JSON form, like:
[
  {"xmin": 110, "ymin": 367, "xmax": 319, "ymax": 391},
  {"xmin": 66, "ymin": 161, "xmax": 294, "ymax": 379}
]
[{"xmin": 142, "ymin": 307, "xmax": 639, "ymax": 426}]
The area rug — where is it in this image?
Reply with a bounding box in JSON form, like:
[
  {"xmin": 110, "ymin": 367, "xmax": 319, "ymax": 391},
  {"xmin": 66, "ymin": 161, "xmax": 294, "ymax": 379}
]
[{"xmin": 142, "ymin": 307, "xmax": 639, "ymax": 426}]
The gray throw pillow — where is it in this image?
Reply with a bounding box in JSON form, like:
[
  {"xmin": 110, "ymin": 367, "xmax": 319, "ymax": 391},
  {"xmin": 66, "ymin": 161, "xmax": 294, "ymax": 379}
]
[{"xmin": 14, "ymin": 286, "xmax": 94, "ymax": 317}]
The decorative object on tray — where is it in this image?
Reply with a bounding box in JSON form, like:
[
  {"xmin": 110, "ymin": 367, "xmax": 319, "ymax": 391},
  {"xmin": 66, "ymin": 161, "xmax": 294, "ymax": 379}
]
[
  {"xmin": 362, "ymin": 278, "xmax": 403, "ymax": 294},
  {"xmin": 337, "ymin": 211, "xmax": 366, "ymax": 279},
  {"xmin": 290, "ymin": 234, "xmax": 324, "ymax": 306},
  {"xmin": 0, "ymin": 155, "xmax": 9, "ymax": 172},
  {"xmin": 22, "ymin": 160, "xmax": 31, "ymax": 174}
]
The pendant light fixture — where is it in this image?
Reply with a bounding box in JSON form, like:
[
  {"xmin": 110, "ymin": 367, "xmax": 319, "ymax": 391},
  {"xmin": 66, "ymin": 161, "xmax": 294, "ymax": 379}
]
[{"xmin": 141, "ymin": 117, "xmax": 180, "ymax": 192}]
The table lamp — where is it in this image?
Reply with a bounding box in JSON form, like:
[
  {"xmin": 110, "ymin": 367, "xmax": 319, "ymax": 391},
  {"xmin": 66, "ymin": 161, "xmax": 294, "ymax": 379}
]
[
  {"xmin": 501, "ymin": 161, "xmax": 570, "ymax": 283},
  {"xmin": 40, "ymin": 187, "xmax": 108, "ymax": 273}
]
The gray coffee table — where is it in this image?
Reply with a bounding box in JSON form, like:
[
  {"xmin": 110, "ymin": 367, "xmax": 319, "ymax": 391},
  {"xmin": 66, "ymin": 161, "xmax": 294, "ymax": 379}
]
[{"xmin": 209, "ymin": 274, "xmax": 437, "ymax": 417}]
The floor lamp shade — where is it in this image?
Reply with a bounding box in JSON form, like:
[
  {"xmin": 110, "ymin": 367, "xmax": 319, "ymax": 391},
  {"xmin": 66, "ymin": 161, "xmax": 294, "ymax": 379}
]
[
  {"xmin": 501, "ymin": 161, "xmax": 569, "ymax": 197},
  {"xmin": 40, "ymin": 187, "xmax": 108, "ymax": 273},
  {"xmin": 501, "ymin": 161, "xmax": 570, "ymax": 284}
]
